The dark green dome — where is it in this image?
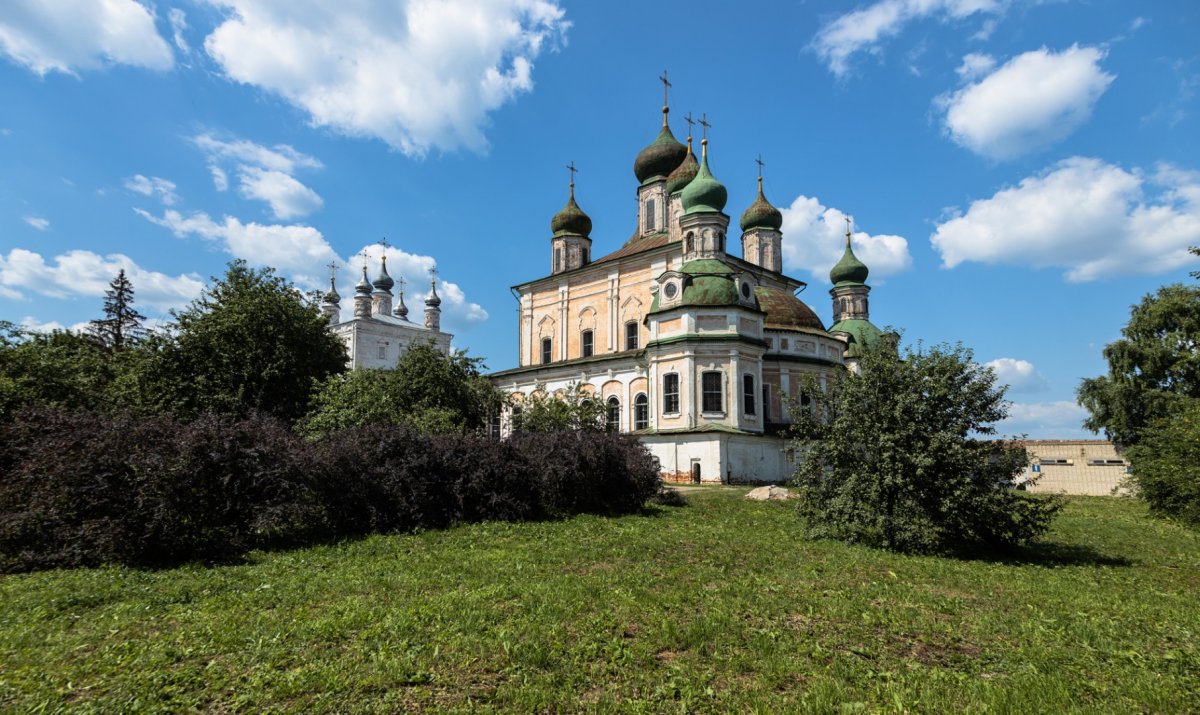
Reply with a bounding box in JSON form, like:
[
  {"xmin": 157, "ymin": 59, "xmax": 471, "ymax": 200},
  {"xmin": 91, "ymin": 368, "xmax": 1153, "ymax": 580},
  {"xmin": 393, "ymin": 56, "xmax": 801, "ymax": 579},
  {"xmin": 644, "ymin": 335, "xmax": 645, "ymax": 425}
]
[
  {"xmin": 739, "ymin": 179, "xmax": 783, "ymax": 231},
  {"xmin": 680, "ymin": 142, "xmax": 727, "ymax": 215},
  {"xmin": 754, "ymin": 286, "xmax": 824, "ymax": 331},
  {"xmin": 550, "ymin": 187, "xmax": 592, "ymax": 238},
  {"xmin": 829, "ymin": 238, "xmax": 869, "ymax": 285},
  {"xmin": 666, "ymin": 137, "xmax": 699, "ymax": 194},
  {"xmin": 677, "ymin": 259, "xmax": 740, "ymax": 307},
  {"xmin": 633, "ymin": 121, "xmax": 687, "ymax": 185}
]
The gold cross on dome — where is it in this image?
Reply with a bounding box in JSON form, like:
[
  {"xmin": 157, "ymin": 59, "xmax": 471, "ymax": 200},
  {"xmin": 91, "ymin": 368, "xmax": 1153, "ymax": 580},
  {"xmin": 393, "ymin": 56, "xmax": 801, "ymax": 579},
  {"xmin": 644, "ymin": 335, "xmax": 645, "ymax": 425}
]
[
  {"xmin": 684, "ymin": 112, "xmax": 695, "ymax": 137},
  {"xmin": 659, "ymin": 70, "xmax": 671, "ymax": 106},
  {"xmin": 755, "ymin": 154, "xmax": 764, "ymax": 178},
  {"xmin": 566, "ymin": 161, "xmax": 577, "ymax": 185}
]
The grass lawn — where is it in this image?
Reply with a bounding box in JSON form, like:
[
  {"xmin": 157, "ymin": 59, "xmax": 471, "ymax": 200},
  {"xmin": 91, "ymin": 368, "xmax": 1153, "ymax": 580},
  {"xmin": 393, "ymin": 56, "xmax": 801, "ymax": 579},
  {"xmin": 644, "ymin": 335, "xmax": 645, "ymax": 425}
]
[{"xmin": 2, "ymin": 489, "xmax": 1198, "ymax": 713}]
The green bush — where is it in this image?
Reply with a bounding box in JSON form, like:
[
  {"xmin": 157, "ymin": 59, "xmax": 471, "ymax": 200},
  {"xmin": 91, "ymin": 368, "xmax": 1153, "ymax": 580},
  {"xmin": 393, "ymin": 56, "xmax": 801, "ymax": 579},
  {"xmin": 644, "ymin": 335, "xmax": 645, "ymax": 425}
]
[
  {"xmin": 791, "ymin": 341, "xmax": 1062, "ymax": 554},
  {"xmin": 1125, "ymin": 399, "xmax": 1200, "ymax": 526}
]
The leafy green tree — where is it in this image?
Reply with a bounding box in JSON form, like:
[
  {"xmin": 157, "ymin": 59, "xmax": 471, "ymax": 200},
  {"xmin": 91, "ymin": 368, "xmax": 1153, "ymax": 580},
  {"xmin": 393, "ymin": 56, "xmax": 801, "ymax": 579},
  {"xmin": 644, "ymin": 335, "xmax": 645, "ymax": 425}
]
[
  {"xmin": 1077, "ymin": 283, "xmax": 1200, "ymax": 448},
  {"xmin": 141, "ymin": 260, "xmax": 347, "ymax": 422},
  {"xmin": 1126, "ymin": 398, "xmax": 1200, "ymax": 526},
  {"xmin": 791, "ymin": 340, "xmax": 1061, "ymax": 554},
  {"xmin": 87, "ymin": 269, "xmax": 146, "ymax": 350},
  {"xmin": 511, "ymin": 383, "xmax": 607, "ymax": 433},
  {"xmin": 303, "ymin": 342, "xmax": 504, "ymax": 437},
  {"xmin": 0, "ymin": 325, "xmax": 138, "ymax": 421}
]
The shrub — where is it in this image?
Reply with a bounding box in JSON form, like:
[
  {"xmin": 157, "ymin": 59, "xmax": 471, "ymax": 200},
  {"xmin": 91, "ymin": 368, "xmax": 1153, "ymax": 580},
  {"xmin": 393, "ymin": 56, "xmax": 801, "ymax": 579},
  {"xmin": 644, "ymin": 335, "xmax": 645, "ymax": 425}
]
[{"xmin": 1125, "ymin": 399, "xmax": 1200, "ymax": 526}]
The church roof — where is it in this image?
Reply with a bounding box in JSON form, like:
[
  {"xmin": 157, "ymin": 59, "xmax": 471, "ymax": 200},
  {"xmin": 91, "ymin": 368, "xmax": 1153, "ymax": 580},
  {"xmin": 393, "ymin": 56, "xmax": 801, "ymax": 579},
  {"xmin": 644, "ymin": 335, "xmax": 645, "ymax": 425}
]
[
  {"xmin": 754, "ymin": 286, "xmax": 825, "ymax": 331},
  {"xmin": 829, "ymin": 318, "xmax": 884, "ymax": 357}
]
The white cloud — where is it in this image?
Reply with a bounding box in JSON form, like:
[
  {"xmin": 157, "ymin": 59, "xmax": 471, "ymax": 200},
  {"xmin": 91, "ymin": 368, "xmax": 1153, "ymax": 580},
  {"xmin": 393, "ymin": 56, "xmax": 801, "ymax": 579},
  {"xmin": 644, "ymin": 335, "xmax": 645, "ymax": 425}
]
[
  {"xmin": 17, "ymin": 316, "xmax": 91, "ymax": 334},
  {"xmin": 939, "ymin": 45, "xmax": 1115, "ymax": 160},
  {"xmin": 984, "ymin": 357, "xmax": 1049, "ymax": 393},
  {"xmin": 0, "ymin": 0, "xmax": 174, "ymax": 76},
  {"xmin": 238, "ymin": 167, "xmax": 323, "ymax": 220},
  {"xmin": 209, "ymin": 164, "xmax": 229, "ymax": 191},
  {"xmin": 955, "ymin": 52, "xmax": 995, "ymax": 81},
  {"xmin": 22, "ymin": 215, "xmax": 49, "ymax": 231},
  {"xmin": 168, "ymin": 7, "xmax": 189, "ymax": 53},
  {"xmin": 931, "ymin": 157, "xmax": 1200, "ymax": 281},
  {"xmin": 135, "ymin": 208, "xmax": 337, "ymax": 273},
  {"xmin": 999, "ymin": 400, "xmax": 1090, "ymax": 439},
  {"xmin": 124, "ymin": 173, "xmax": 179, "ymax": 205},
  {"xmin": 0, "ymin": 247, "xmax": 204, "ymax": 311},
  {"xmin": 192, "ymin": 133, "xmax": 323, "ymax": 217},
  {"xmin": 191, "ymin": 133, "xmax": 322, "ymax": 174},
  {"xmin": 812, "ymin": 0, "xmax": 1005, "ymax": 78},
  {"xmin": 779, "ymin": 195, "xmax": 913, "ymax": 283},
  {"xmin": 202, "ymin": 0, "xmax": 570, "ymax": 156}
]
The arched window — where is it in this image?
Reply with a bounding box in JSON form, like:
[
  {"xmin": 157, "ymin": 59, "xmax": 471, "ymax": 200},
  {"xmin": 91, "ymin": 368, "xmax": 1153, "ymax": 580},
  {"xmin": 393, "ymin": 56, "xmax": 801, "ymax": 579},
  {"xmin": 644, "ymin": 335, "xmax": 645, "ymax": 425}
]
[
  {"xmin": 606, "ymin": 396, "xmax": 620, "ymax": 433},
  {"xmin": 581, "ymin": 329, "xmax": 594, "ymax": 358},
  {"xmin": 634, "ymin": 393, "xmax": 649, "ymax": 430},
  {"xmin": 541, "ymin": 337, "xmax": 552, "ymax": 364},
  {"xmin": 702, "ymin": 371, "xmax": 723, "ymax": 413},
  {"xmin": 663, "ymin": 373, "xmax": 680, "ymax": 414},
  {"xmin": 625, "ymin": 321, "xmax": 639, "ymax": 350},
  {"xmin": 743, "ymin": 374, "xmax": 756, "ymax": 416},
  {"xmin": 645, "ymin": 198, "xmax": 657, "ymax": 231},
  {"xmin": 685, "ymin": 232, "xmax": 694, "ymax": 254}
]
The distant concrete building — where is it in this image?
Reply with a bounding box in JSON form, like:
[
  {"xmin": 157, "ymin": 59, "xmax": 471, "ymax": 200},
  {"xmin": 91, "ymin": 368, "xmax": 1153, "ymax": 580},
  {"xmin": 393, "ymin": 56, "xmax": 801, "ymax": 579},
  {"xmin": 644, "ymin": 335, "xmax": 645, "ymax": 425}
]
[{"xmin": 1018, "ymin": 440, "xmax": 1130, "ymax": 496}]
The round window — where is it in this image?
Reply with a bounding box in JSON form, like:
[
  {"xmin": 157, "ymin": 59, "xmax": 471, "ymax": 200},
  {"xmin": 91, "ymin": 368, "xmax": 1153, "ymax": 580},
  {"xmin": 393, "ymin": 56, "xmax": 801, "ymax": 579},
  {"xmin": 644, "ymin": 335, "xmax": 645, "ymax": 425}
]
[
  {"xmin": 664, "ymin": 282, "xmax": 678, "ymax": 299},
  {"xmin": 740, "ymin": 282, "xmax": 751, "ymax": 299}
]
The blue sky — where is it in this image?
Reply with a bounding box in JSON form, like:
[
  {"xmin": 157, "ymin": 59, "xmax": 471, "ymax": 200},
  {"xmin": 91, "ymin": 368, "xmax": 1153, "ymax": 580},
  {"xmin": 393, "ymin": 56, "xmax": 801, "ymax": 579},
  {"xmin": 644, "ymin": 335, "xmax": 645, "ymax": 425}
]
[{"xmin": 2, "ymin": 0, "xmax": 1198, "ymax": 438}]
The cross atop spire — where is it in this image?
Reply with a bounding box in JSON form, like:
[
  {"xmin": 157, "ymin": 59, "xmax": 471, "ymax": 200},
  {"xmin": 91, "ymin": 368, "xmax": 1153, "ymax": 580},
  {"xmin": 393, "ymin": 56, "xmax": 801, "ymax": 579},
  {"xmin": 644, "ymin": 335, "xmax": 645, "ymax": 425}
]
[
  {"xmin": 396, "ymin": 275, "xmax": 406, "ymax": 294},
  {"xmin": 429, "ymin": 265, "xmax": 438, "ymax": 283},
  {"xmin": 845, "ymin": 216, "xmax": 853, "ymax": 246},
  {"xmin": 566, "ymin": 160, "xmax": 577, "ymax": 197},
  {"xmin": 659, "ymin": 70, "xmax": 671, "ymax": 126},
  {"xmin": 756, "ymin": 154, "xmax": 765, "ymax": 192},
  {"xmin": 326, "ymin": 260, "xmax": 338, "ymax": 278},
  {"xmin": 377, "ymin": 237, "xmax": 390, "ymax": 249},
  {"xmin": 358, "ymin": 247, "xmax": 371, "ymax": 269},
  {"xmin": 698, "ymin": 113, "xmax": 711, "ymax": 141},
  {"xmin": 684, "ymin": 111, "xmax": 695, "ymax": 138}
]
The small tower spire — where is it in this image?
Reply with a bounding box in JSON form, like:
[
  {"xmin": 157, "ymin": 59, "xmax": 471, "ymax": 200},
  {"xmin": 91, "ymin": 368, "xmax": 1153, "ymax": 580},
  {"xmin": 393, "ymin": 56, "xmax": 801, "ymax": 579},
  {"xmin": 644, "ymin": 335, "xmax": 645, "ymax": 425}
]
[
  {"xmin": 353, "ymin": 250, "xmax": 373, "ymax": 319},
  {"xmin": 698, "ymin": 113, "xmax": 711, "ymax": 158},
  {"xmin": 566, "ymin": 160, "xmax": 577, "ymax": 199},
  {"xmin": 322, "ymin": 260, "xmax": 341, "ymax": 325},
  {"xmin": 393, "ymin": 275, "xmax": 409, "ymax": 320},
  {"xmin": 424, "ymin": 268, "xmax": 442, "ymax": 332}
]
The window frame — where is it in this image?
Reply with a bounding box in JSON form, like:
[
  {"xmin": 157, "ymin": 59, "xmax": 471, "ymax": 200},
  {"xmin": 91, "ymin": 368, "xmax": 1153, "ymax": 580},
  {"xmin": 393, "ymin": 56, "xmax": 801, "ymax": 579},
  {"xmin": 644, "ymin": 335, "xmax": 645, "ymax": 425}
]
[
  {"xmin": 743, "ymin": 373, "xmax": 756, "ymax": 416},
  {"xmin": 702, "ymin": 371, "xmax": 723, "ymax": 414},
  {"xmin": 606, "ymin": 396, "xmax": 620, "ymax": 433},
  {"xmin": 541, "ymin": 337, "xmax": 552, "ymax": 364},
  {"xmin": 662, "ymin": 372, "xmax": 680, "ymax": 414},
  {"xmin": 625, "ymin": 321, "xmax": 639, "ymax": 350},
  {"xmin": 581, "ymin": 329, "xmax": 594, "ymax": 358},
  {"xmin": 634, "ymin": 393, "xmax": 649, "ymax": 430}
]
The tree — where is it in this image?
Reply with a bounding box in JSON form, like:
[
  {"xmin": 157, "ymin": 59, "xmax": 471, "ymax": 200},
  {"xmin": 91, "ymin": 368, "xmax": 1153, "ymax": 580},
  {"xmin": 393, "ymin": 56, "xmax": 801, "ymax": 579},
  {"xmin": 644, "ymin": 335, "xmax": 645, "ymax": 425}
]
[
  {"xmin": 87, "ymin": 269, "xmax": 146, "ymax": 350},
  {"xmin": 140, "ymin": 260, "xmax": 347, "ymax": 422},
  {"xmin": 1077, "ymin": 283, "xmax": 1200, "ymax": 449},
  {"xmin": 791, "ymin": 340, "xmax": 1061, "ymax": 554},
  {"xmin": 511, "ymin": 383, "xmax": 608, "ymax": 433},
  {"xmin": 302, "ymin": 342, "xmax": 504, "ymax": 436},
  {"xmin": 1125, "ymin": 398, "xmax": 1200, "ymax": 526}
]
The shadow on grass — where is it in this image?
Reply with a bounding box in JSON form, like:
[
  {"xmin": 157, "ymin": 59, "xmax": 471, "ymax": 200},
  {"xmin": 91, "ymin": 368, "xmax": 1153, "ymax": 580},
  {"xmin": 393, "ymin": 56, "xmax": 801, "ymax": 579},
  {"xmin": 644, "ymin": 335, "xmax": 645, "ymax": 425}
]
[{"xmin": 954, "ymin": 541, "xmax": 1134, "ymax": 568}]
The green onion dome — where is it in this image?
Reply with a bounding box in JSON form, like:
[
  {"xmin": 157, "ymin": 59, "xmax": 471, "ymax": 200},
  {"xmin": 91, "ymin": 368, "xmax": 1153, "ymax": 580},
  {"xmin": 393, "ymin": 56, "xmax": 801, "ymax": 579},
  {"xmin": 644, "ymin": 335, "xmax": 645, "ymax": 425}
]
[
  {"xmin": 550, "ymin": 184, "xmax": 592, "ymax": 238},
  {"xmin": 829, "ymin": 235, "xmax": 869, "ymax": 285},
  {"xmin": 739, "ymin": 177, "xmax": 783, "ymax": 231},
  {"xmin": 680, "ymin": 140, "xmax": 727, "ymax": 215},
  {"xmin": 633, "ymin": 114, "xmax": 687, "ymax": 185},
  {"xmin": 676, "ymin": 259, "xmax": 740, "ymax": 307},
  {"xmin": 666, "ymin": 135, "xmax": 699, "ymax": 195},
  {"xmin": 372, "ymin": 255, "xmax": 394, "ymax": 292}
]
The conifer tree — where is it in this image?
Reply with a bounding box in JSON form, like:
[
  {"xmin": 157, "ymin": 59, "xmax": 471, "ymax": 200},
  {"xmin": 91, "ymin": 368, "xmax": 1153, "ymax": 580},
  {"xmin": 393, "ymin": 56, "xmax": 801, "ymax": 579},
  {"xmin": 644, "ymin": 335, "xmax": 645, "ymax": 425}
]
[{"xmin": 88, "ymin": 269, "xmax": 146, "ymax": 350}]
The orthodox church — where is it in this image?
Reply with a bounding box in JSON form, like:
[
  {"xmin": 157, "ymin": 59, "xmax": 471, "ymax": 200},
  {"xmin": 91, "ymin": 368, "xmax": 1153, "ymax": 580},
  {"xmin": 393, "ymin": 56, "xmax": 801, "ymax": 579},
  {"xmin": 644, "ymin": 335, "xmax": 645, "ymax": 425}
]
[
  {"xmin": 490, "ymin": 88, "xmax": 886, "ymax": 483},
  {"xmin": 322, "ymin": 256, "xmax": 453, "ymax": 368}
]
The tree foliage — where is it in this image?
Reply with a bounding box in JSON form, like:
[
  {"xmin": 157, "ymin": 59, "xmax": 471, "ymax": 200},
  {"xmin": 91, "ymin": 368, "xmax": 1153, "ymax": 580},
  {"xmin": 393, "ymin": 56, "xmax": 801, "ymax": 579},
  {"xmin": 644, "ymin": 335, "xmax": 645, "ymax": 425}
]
[
  {"xmin": 1125, "ymin": 398, "xmax": 1200, "ymax": 526},
  {"xmin": 87, "ymin": 269, "xmax": 146, "ymax": 350},
  {"xmin": 791, "ymin": 341, "xmax": 1061, "ymax": 554},
  {"xmin": 303, "ymin": 342, "xmax": 504, "ymax": 436},
  {"xmin": 140, "ymin": 260, "xmax": 347, "ymax": 422},
  {"xmin": 511, "ymin": 383, "xmax": 608, "ymax": 433},
  {"xmin": 1077, "ymin": 283, "xmax": 1200, "ymax": 449}
]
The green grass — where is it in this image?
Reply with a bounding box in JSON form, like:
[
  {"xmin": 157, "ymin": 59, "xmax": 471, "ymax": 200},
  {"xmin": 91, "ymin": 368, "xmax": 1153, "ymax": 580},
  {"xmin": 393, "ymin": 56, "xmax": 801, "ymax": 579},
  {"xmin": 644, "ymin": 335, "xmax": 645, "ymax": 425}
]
[{"xmin": 2, "ymin": 490, "xmax": 1198, "ymax": 713}]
